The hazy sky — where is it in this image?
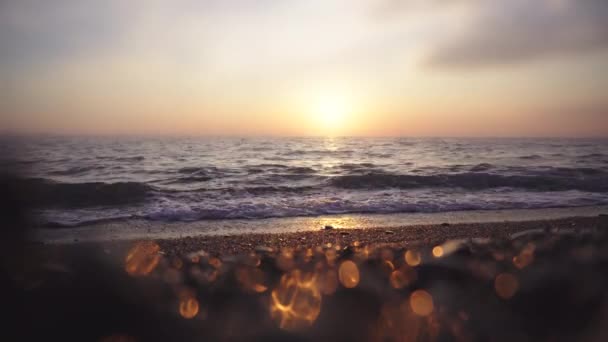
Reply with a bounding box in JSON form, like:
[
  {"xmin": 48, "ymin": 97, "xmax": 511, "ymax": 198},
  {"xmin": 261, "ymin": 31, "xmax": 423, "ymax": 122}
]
[{"xmin": 2, "ymin": 0, "xmax": 608, "ymax": 136}]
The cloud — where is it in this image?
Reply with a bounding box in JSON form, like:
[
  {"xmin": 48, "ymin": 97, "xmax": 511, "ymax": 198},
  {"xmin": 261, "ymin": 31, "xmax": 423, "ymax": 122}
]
[
  {"xmin": 426, "ymin": 0, "xmax": 608, "ymax": 68},
  {"xmin": 0, "ymin": 0, "xmax": 139, "ymax": 71},
  {"xmin": 0, "ymin": 0, "xmax": 283, "ymax": 71}
]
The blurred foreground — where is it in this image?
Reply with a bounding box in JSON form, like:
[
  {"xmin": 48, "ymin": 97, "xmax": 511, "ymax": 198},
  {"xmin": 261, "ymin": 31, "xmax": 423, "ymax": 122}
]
[{"xmin": 7, "ymin": 219, "xmax": 608, "ymax": 341}]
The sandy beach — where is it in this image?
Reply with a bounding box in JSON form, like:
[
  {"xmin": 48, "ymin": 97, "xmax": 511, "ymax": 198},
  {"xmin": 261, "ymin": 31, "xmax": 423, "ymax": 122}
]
[
  {"xmin": 33, "ymin": 205, "xmax": 608, "ymax": 245},
  {"xmin": 153, "ymin": 216, "xmax": 602, "ymax": 257},
  {"xmin": 32, "ymin": 213, "xmax": 605, "ymax": 258}
]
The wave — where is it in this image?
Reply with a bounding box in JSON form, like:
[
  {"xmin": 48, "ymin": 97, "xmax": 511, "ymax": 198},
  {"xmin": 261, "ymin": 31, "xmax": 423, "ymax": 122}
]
[
  {"xmin": 166, "ymin": 175, "xmax": 213, "ymax": 183},
  {"xmin": 519, "ymin": 155, "xmax": 542, "ymax": 160},
  {"xmin": 579, "ymin": 153, "xmax": 605, "ymax": 159},
  {"xmin": 42, "ymin": 215, "xmax": 136, "ymax": 228},
  {"xmin": 176, "ymin": 166, "xmax": 231, "ymax": 178},
  {"xmin": 330, "ymin": 170, "xmax": 608, "ymax": 192},
  {"xmin": 469, "ymin": 163, "xmax": 494, "ymax": 172},
  {"xmin": 178, "ymin": 166, "xmax": 210, "ymax": 174},
  {"xmin": 235, "ymin": 185, "xmax": 317, "ymax": 195},
  {"xmin": 365, "ymin": 152, "xmax": 393, "ymax": 158},
  {"xmin": 252, "ymin": 163, "xmax": 288, "ymax": 168},
  {"xmin": 246, "ymin": 165, "xmax": 315, "ymax": 175},
  {"xmin": 336, "ymin": 163, "xmax": 376, "ymax": 170},
  {"xmin": 47, "ymin": 189, "xmax": 608, "ymax": 225},
  {"xmin": 18, "ymin": 178, "xmax": 152, "ymax": 208},
  {"xmin": 49, "ymin": 165, "xmax": 105, "ymax": 176},
  {"xmin": 114, "ymin": 156, "xmax": 145, "ymax": 162},
  {"xmin": 286, "ymin": 166, "xmax": 316, "ymax": 174},
  {"xmin": 243, "ymin": 146, "xmax": 273, "ymax": 152},
  {"xmin": 281, "ymin": 149, "xmax": 354, "ymax": 156},
  {"xmin": 95, "ymin": 155, "xmax": 145, "ymax": 162}
]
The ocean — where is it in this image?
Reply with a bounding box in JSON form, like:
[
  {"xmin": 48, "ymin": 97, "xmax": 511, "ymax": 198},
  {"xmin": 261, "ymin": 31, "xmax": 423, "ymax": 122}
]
[{"xmin": 3, "ymin": 136, "xmax": 608, "ymax": 228}]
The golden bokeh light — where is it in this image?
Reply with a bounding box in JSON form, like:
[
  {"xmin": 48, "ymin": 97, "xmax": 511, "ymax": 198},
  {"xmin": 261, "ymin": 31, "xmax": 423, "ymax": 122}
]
[
  {"xmin": 316, "ymin": 268, "xmax": 339, "ymax": 295},
  {"xmin": 513, "ymin": 243, "xmax": 535, "ymax": 269},
  {"xmin": 205, "ymin": 269, "xmax": 219, "ymax": 283},
  {"xmin": 277, "ymin": 249, "xmax": 296, "ymax": 271},
  {"xmin": 124, "ymin": 241, "xmax": 161, "ymax": 277},
  {"xmin": 338, "ymin": 260, "xmax": 360, "ymax": 289},
  {"xmin": 494, "ymin": 273, "xmax": 519, "ymax": 299},
  {"xmin": 270, "ymin": 270, "xmax": 322, "ymax": 331},
  {"xmin": 208, "ymin": 257, "xmax": 222, "ymax": 269},
  {"xmin": 380, "ymin": 248, "xmax": 394, "ymax": 261},
  {"xmin": 171, "ymin": 257, "xmax": 183, "ymax": 270},
  {"xmin": 389, "ymin": 270, "xmax": 408, "ymax": 289},
  {"xmin": 493, "ymin": 251, "xmax": 505, "ymax": 261},
  {"xmin": 235, "ymin": 266, "xmax": 268, "ymax": 293},
  {"xmin": 179, "ymin": 297, "xmax": 200, "ymax": 319},
  {"xmin": 409, "ymin": 290, "xmax": 434, "ymax": 316},
  {"xmin": 405, "ymin": 250, "xmax": 422, "ymax": 267},
  {"xmin": 304, "ymin": 248, "xmax": 314, "ymax": 263},
  {"xmin": 374, "ymin": 302, "xmax": 420, "ymax": 342},
  {"xmin": 381, "ymin": 260, "xmax": 395, "ymax": 275},
  {"xmin": 432, "ymin": 246, "xmax": 444, "ymax": 258},
  {"xmin": 325, "ymin": 248, "xmax": 337, "ymax": 266}
]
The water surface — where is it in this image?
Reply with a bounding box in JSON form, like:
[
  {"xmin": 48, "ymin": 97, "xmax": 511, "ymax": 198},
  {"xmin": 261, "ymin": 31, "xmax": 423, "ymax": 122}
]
[{"xmin": 3, "ymin": 136, "xmax": 608, "ymax": 227}]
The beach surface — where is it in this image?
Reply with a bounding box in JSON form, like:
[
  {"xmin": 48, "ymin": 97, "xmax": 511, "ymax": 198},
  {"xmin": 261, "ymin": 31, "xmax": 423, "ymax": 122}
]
[
  {"xmin": 153, "ymin": 215, "xmax": 603, "ymax": 257},
  {"xmin": 33, "ymin": 209, "xmax": 607, "ymax": 258},
  {"xmin": 33, "ymin": 205, "xmax": 608, "ymax": 249},
  {"xmin": 17, "ymin": 212, "xmax": 608, "ymax": 341}
]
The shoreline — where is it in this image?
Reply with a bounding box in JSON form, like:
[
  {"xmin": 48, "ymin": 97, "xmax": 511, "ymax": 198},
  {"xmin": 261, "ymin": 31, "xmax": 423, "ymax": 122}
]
[
  {"xmin": 35, "ymin": 215, "xmax": 606, "ymax": 257},
  {"xmin": 32, "ymin": 205, "xmax": 608, "ymax": 245},
  {"xmin": 155, "ymin": 216, "xmax": 604, "ymax": 256}
]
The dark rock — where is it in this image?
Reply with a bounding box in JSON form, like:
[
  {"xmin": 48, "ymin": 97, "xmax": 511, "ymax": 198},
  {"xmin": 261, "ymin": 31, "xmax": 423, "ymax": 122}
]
[{"xmin": 324, "ymin": 225, "xmax": 334, "ymax": 230}]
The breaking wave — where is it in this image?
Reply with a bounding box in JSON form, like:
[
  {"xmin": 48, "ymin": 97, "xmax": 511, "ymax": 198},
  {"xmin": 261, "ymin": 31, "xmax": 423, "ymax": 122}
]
[
  {"xmin": 17, "ymin": 178, "xmax": 153, "ymax": 208},
  {"xmin": 330, "ymin": 169, "xmax": 608, "ymax": 192}
]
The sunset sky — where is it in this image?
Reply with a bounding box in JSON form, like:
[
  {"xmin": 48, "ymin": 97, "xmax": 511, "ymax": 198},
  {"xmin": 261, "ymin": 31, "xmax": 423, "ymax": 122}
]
[{"xmin": 2, "ymin": 0, "xmax": 608, "ymax": 137}]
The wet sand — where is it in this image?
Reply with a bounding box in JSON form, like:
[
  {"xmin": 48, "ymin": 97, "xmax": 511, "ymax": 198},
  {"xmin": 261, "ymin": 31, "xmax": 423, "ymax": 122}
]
[
  {"xmin": 33, "ymin": 205, "xmax": 608, "ymax": 244},
  {"xmin": 109, "ymin": 216, "xmax": 602, "ymax": 257}
]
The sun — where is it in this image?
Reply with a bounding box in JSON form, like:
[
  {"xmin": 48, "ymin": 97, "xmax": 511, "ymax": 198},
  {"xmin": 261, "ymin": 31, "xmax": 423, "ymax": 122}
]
[{"xmin": 313, "ymin": 95, "xmax": 349, "ymax": 130}]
